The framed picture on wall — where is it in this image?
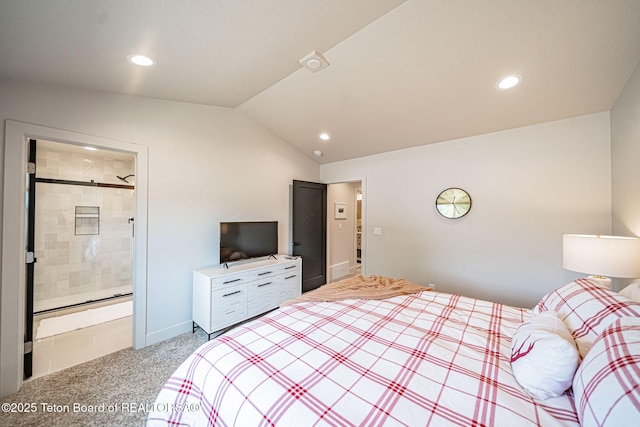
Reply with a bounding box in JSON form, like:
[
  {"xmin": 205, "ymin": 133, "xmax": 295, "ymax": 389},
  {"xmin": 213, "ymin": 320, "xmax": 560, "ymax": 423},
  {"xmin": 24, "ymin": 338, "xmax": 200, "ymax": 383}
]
[{"xmin": 334, "ymin": 202, "xmax": 347, "ymax": 219}]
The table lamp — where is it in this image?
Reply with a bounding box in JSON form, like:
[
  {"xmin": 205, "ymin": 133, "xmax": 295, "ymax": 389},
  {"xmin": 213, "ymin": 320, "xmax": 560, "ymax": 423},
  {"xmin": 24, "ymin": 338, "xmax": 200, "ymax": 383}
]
[{"xmin": 562, "ymin": 234, "xmax": 640, "ymax": 289}]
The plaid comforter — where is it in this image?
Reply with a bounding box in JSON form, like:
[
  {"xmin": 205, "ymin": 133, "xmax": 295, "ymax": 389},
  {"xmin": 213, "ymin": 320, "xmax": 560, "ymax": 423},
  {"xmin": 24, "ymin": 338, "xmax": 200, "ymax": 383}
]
[{"xmin": 147, "ymin": 291, "xmax": 579, "ymax": 426}]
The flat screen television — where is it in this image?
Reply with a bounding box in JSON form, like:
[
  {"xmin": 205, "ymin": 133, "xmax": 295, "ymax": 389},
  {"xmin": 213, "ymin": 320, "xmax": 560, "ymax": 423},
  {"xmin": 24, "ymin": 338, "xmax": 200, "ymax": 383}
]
[{"xmin": 220, "ymin": 221, "xmax": 278, "ymax": 264}]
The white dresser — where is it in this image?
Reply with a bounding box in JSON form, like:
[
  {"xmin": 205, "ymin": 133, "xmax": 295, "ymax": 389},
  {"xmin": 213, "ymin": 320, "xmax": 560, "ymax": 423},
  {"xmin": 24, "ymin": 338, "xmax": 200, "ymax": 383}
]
[{"xmin": 192, "ymin": 255, "xmax": 301, "ymax": 339}]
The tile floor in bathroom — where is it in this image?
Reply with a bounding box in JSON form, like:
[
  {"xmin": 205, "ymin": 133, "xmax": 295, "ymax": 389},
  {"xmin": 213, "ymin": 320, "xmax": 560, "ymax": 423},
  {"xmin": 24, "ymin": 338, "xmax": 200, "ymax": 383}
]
[{"xmin": 29, "ymin": 297, "xmax": 133, "ymax": 381}]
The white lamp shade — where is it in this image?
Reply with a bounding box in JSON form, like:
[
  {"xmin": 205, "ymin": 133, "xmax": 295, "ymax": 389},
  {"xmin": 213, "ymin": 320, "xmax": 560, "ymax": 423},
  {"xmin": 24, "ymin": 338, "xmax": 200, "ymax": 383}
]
[{"xmin": 563, "ymin": 234, "xmax": 640, "ymax": 278}]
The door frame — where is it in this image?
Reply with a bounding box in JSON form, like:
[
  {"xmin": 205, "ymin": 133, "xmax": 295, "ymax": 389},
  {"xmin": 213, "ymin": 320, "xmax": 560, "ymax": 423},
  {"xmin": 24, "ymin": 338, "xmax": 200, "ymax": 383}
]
[
  {"xmin": 1, "ymin": 120, "xmax": 149, "ymax": 397},
  {"xmin": 23, "ymin": 138, "xmax": 37, "ymax": 379}
]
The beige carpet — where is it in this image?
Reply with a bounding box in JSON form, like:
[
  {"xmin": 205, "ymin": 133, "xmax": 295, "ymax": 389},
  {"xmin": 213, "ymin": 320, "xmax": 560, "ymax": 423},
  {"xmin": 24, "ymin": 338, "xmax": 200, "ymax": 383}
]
[{"xmin": 0, "ymin": 329, "xmax": 208, "ymax": 426}]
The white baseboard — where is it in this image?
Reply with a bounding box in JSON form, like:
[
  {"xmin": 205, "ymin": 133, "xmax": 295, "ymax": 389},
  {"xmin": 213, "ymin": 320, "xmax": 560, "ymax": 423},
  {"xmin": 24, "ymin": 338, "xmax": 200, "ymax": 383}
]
[
  {"xmin": 145, "ymin": 320, "xmax": 193, "ymax": 346},
  {"xmin": 330, "ymin": 261, "xmax": 350, "ymax": 282}
]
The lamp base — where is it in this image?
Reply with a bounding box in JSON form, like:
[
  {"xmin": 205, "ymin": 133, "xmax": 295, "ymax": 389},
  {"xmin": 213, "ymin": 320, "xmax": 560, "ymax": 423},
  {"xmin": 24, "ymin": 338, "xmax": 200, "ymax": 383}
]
[{"xmin": 586, "ymin": 275, "xmax": 612, "ymax": 289}]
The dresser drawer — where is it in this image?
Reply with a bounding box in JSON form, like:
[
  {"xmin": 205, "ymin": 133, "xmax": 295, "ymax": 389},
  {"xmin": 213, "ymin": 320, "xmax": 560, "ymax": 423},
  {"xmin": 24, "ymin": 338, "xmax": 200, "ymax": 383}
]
[
  {"xmin": 274, "ymin": 260, "xmax": 300, "ymax": 274},
  {"xmin": 211, "ymin": 285, "xmax": 248, "ymax": 330},
  {"xmin": 247, "ymin": 278, "xmax": 280, "ymax": 316},
  {"xmin": 247, "ymin": 270, "xmax": 301, "ymax": 315},
  {"xmin": 210, "ymin": 272, "xmax": 252, "ymax": 290},
  {"xmin": 278, "ymin": 271, "xmax": 302, "ymax": 301},
  {"xmin": 243, "ymin": 263, "xmax": 292, "ymax": 282}
]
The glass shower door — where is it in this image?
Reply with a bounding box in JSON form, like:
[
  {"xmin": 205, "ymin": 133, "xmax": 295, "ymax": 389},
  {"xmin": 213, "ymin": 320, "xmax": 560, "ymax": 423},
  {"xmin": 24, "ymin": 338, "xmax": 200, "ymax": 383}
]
[{"xmin": 31, "ymin": 139, "xmax": 135, "ymax": 313}]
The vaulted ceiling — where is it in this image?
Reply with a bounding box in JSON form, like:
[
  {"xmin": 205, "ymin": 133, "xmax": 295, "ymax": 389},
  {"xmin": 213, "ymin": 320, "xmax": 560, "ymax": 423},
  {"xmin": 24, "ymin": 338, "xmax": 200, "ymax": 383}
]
[{"xmin": 2, "ymin": 0, "xmax": 640, "ymax": 164}]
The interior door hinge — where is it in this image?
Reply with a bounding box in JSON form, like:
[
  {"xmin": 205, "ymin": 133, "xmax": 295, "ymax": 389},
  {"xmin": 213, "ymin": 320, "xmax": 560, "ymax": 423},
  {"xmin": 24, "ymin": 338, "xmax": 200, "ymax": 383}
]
[
  {"xmin": 27, "ymin": 162, "xmax": 36, "ymax": 174},
  {"xmin": 24, "ymin": 341, "xmax": 33, "ymax": 355},
  {"xmin": 26, "ymin": 252, "xmax": 36, "ymax": 264}
]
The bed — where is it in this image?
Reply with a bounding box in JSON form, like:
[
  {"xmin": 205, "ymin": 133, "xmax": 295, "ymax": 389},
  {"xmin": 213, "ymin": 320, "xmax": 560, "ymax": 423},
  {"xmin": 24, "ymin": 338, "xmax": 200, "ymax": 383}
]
[{"xmin": 147, "ymin": 276, "xmax": 640, "ymax": 426}]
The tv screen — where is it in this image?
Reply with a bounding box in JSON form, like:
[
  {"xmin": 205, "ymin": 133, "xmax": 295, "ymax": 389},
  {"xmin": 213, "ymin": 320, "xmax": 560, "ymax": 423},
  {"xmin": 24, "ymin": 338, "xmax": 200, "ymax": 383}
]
[{"xmin": 220, "ymin": 221, "xmax": 278, "ymax": 264}]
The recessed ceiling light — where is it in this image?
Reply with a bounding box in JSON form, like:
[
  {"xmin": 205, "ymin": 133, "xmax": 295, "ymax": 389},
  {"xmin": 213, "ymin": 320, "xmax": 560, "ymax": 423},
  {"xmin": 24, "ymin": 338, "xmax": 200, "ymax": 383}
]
[
  {"xmin": 127, "ymin": 54, "xmax": 156, "ymax": 67},
  {"xmin": 496, "ymin": 75, "xmax": 522, "ymax": 90},
  {"xmin": 84, "ymin": 146, "xmax": 97, "ymax": 151},
  {"xmin": 319, "ymin": 133, "xmax": 330, "ymax": 141}
]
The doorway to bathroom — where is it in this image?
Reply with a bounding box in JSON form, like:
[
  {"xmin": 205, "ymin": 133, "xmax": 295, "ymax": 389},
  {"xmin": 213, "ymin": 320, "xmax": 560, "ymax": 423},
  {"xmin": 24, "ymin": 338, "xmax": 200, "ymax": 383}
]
[
  {"xmin": 2, "ymin": 120, "xmax": 149, "ymax": 397},
  {"xmin": 27, "ymin": 138, "xmax": 135, "ymax": 380},
  {"xmin": 326, "ymin": 181, "xmax": 363, "ymax": 283}
]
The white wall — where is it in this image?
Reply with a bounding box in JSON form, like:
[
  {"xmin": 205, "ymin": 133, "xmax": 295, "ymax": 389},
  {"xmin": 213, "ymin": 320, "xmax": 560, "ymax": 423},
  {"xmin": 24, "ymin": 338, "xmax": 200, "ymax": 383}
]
[
  {"xmin": 0, "ymin": 80, "xmax": 319, "ymax": 344},
  {"xmin": 321, "ymin": 112, "xmax": 612, "ymax": 307},
  {"xmin": 611, "ymin": 59, "xmax": 640, "ymax": 290}
]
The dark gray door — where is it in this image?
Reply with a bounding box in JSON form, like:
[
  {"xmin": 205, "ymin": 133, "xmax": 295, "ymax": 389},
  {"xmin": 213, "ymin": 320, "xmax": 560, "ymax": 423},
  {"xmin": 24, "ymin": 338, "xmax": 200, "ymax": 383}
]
[{"xmin": 292, "ymin": 180, "xmax": 327, "ymax": 293}]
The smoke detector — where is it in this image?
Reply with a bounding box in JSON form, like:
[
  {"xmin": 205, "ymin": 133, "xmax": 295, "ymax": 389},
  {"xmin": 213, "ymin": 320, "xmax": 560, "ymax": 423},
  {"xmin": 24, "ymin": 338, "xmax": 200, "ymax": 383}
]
[{"xmin": 299, "ymin": 51, "xmax": 330, "ymax": 73}]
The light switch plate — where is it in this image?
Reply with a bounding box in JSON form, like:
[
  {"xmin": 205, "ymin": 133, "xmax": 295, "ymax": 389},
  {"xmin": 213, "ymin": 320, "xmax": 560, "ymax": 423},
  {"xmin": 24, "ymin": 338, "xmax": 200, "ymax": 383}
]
[{"xmin": 373, "ymin": 227, "xmax": 382, "ymax": 236}]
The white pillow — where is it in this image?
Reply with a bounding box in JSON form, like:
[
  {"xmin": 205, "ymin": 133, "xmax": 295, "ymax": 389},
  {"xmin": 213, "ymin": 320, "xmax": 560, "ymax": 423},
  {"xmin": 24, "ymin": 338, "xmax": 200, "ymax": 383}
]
[
  {"xmin": 510, "ymin": 310, "xmax": 579, "ymax": 400},
  {"xmin": 619, "ymin": 283, "xmax": 640, "ymax": 302}
]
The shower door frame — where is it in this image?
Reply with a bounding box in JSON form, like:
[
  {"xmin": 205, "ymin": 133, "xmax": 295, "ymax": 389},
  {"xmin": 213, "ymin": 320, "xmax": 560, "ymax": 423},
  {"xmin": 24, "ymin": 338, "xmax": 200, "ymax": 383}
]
[
  {"xmin": 24, "ymin": 139, "xmax": 36, "ymax": 379},
  {"xmin": 29, "ymin": 140, "xmax": 136, "ymax": 316},
  {"xmin": 1, "ymin": 120, "xmax": 149, "ymax": 397}
]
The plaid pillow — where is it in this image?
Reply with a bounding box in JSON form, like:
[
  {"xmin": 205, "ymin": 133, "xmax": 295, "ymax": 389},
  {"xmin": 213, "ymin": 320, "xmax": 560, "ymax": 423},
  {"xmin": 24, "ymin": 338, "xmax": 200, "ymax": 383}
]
[
  {"xmin": 572, "ymin": 316, "xmax": 640, "ymax": 427},
  {"xmin": 532, "ymin": 279, "xmax": 640, "ymax": 357}
]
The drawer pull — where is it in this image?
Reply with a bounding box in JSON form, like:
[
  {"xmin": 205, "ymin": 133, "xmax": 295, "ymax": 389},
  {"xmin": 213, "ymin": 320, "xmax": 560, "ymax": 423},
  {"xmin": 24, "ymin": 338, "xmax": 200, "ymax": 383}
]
[
  {"xmin": 223, "ymin": 290, "xmax": 242, "ymax": 297},
  {"xmin": 223, "ymin": 278, "xmax": 242, "ymax": 284},
  {"xmin": 285, "ymin": 275, "xmax": 297, "ymax": 280},
  {"xmin": 285, "ymin": 265, "xmax": 296, "ymax": 270},
  {"xmin": 257, "ymin": 282, "xmax": 272, "ymax": 287},
  {"xmin": 258, "ymin": 271, "xmax": 272, "ymax": 276}
]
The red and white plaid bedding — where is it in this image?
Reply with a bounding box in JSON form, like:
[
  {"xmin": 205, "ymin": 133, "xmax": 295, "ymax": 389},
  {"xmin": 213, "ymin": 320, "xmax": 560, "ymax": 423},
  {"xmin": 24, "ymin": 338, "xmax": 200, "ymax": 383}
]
[
  {"xmin": 147, "ymin": 291, "xmax": 579, "ymax": 426},
  {"xmin": 532, "ymin": 278, "xmax": 640, "ymax": 358}
]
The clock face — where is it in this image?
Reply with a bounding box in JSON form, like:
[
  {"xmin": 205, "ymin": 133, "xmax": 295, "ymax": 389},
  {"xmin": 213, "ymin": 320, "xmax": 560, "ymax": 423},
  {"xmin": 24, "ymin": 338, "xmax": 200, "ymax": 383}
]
[{"xmin": 436, "ymin": 188, "xmax": 471, "ymax": 219}]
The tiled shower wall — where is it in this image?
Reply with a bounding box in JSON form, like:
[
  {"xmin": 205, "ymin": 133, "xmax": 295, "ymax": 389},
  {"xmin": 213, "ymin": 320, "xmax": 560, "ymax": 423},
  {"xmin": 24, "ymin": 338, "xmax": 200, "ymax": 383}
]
[{"xmin": 33, "ymin": 140, "xmax": 134, "ymax": 312}]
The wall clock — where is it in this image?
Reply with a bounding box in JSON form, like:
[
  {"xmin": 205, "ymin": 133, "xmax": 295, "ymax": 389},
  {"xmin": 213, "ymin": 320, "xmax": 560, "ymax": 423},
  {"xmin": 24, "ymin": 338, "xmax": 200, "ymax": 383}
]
[{"xmin": 436, "ymin": 188, "xmax": 471, "ymax": 219}]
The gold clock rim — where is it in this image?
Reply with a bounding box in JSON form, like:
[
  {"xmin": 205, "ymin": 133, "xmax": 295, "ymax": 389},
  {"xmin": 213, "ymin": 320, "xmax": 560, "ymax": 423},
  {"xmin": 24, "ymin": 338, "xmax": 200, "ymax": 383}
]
[{"xmin": 436, "ymin": 187, "xmax": 471, "ymax": 219}]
